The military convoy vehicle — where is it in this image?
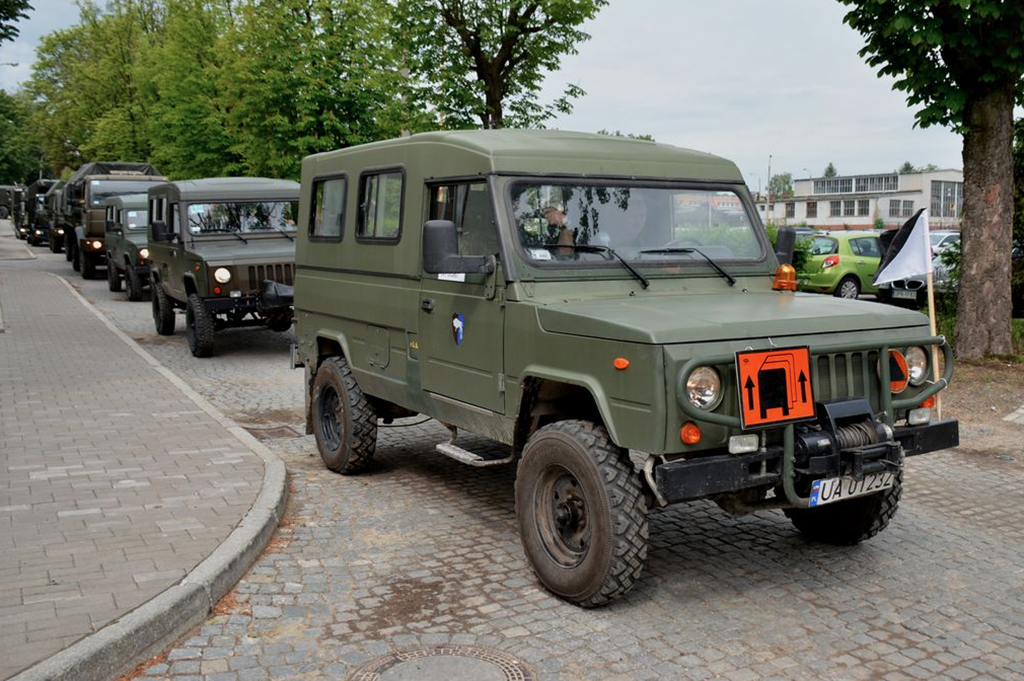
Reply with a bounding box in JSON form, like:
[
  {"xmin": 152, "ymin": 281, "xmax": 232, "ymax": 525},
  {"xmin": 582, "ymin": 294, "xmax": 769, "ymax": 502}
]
[
  {"xmin": 147, "ymin": 177, "xmax": 300, "ymax": 357},
  {"xmin": 104, "ymin": 194, "xmax": 151, "ymax": 301},
  {"xmin": 58, "ymin": 162, "xmax": 166, "ymax": 279},
  {"xmin": 1, "ymin": 185, "xmax": 26, "ymax": 237},
  {"xmin": 25, "ymin": 179, "xmax": 57, "ymax": 246},
  {"xmin": 43, "ymin": 181, "xmax": 66, "ymax": 252},
  {"xmin": 291, "ymin": 130, "xmax": 959, "ymax": 607}
]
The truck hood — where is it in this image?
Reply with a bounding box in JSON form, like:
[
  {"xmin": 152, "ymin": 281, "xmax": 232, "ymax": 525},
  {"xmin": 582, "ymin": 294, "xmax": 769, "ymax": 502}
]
[
  {"xmin": 536, "ymin": 291, "xmax": 928, "ymax": 344},
  {"xmin": 186, "ymin": 236, "xmax": 295, "ymax": 265}
]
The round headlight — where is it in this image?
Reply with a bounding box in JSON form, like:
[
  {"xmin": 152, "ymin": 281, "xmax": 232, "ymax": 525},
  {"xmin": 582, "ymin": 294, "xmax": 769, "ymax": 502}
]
[
  {"xmin": 905, "ymin": 346, "xmax": 928, "ymax": 386},
  {"xmin": 57, "ymin": 228, "xmax": 64, "ymax": 235},
  {"xmin": 91, "ymin": 240, "xmax": 102, "ymax": 249},
  {"xmin": 685, "ymin": 367, "xmax": 723, "ymax": 411},
  {"xmin": 214, "ymin": 267, "xmax": 232, "ymax": 284},
  {"xmin": 139, "ymin": 247, "xmax": 149, "ymax": 260}
]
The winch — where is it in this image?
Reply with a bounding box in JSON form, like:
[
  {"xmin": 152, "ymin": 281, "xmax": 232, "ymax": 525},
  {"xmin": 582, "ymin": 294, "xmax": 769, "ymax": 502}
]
[{"xmin": 794, "ymin": 398, "xmax": 900, "ymax": 480}]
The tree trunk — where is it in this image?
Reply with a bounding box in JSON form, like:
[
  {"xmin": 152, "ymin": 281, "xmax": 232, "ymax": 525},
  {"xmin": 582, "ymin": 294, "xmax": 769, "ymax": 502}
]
[{"xmin": 955, "ymin": 83, "xmax": 1015, "ymax": 359}]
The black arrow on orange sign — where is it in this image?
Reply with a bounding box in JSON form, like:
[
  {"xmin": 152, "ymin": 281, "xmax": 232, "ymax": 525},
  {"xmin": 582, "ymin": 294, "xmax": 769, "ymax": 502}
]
[
  {"xmin": 744, "ymin": 376, "xmax": 755, "ymax": 410},
  {"xmin": 798, "ymin": 370, "xmax": 808, "ymax": 402}
]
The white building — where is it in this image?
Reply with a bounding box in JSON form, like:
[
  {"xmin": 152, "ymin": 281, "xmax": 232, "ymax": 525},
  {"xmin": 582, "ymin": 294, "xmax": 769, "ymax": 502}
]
[{"xmin": 755, "ymin": 169, "xmax": 963, "ymax": 231}]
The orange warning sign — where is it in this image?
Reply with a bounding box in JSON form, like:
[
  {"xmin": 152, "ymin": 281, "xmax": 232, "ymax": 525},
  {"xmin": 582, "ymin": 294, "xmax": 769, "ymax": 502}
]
[
  {"xmin": 885, "ymin": 350, "xmax": 909, "ymax": 394},
  {"xmin": 735, "ymin": 346, "xmax": 815, "ymax": 428}
]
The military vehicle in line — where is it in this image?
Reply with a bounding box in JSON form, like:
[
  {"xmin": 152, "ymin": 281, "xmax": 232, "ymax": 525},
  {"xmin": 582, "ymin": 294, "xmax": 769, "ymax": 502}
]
[
  {"xmin": 43, "ymin": 181, "xmax": 66, "ymax": 252},
  {"xmin": 25, "ymin": 179, "xmax": 58, "ymax": 246},
  {"xmin": 1, "ymin": 185, "xmax": 26, "ymax": 237},
  {"xmin": 58, "ymin": 162, "xmax": 166, "ymax": 279},
  {"xmin": 147, "ymin": 177, "xmax": 300, "ymax": 357},
  {"xmin": 291, "ymin": 130, "xmax": 960, "ymax": 607},
  {"xmin": 104, "ymin": 194, "xmax": 151, "ymax": 301}
]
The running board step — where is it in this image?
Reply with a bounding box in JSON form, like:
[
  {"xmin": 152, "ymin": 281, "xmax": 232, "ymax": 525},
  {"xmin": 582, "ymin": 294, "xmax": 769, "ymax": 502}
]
[{"xmin": 436, "ymin": 443, "xmax": 514, "ymax": 467}]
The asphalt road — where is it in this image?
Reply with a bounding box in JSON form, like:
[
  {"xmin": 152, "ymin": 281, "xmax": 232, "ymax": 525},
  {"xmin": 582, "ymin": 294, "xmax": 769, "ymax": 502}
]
[{"xmin": 7, "ymin": 241, "xmax": 1024, "ymax": 681}]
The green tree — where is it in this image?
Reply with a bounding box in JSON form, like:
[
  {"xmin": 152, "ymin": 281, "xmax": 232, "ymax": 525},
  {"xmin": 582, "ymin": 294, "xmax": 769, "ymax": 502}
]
[
  {"xmin": 823, "ymin": 162, "xmax": 837, "ymax": 177},
  {"xmin": 838, "ymin": 0, "xmax": 1024, "ymax": 358},
  {"xmin": 596, "ymin": 128, "xmax": 655, "ymax": 141},
  {"xmin": 394, "ymin": 0, "xmax": 607, "ymax": 129},
  {"xmin": 0, "ymin": 89, "xmax": 48, "ymax": 183},
  {"xmin": 768, "ymin": 172, "xmax": 793, "ymax": 198},
  {"xmin": 0, "ymin": 0, "xmax": 31, "ymax": 44},
  {"xmin": 898, "ymin": 161, "xmax": 916, "ymax": 173}
]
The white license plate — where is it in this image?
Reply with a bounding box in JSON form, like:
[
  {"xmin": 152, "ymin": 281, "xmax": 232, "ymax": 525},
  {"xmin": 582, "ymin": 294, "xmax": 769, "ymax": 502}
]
[
  {"xmin": 809, "ymin": 471, "xmax": 895, "ymax": 507},
  {"xmin": 891, "ymin": 289, "xmax": 918, "ymax": 300}
]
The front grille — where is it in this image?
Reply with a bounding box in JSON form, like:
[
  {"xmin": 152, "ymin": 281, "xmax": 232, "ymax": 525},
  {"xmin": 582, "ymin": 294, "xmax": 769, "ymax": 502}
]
[
  {"xmin": 811, "ymin": 350, "xmax": 881, "ymax": 406},
  {"xmin": 891, "ymin": 279, "xmax": 924, "ymax": 291},
  {"xmin": 247, "ymin": 263, "xmax": 294, "ymax": 290}
]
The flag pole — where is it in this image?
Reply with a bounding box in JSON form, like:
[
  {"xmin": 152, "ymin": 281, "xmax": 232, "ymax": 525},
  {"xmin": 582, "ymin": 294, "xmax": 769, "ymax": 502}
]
[{"xmin": 925, "ymin": 268, "xmax": 942, "ymax": 420}]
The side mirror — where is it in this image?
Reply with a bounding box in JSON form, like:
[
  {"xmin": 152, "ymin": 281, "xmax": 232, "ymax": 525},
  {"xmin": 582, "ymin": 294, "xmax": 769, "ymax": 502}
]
[
  {"xmin": 151, "ymin": 221, "xmax": 174, "ymax": 242},
  {"xmin": 775, "ymin": 226, "xmax": 796, "ymax": 266},
  {"xmin": 422, "ymin": 220, "xmax": 495, "ymax": 275}
]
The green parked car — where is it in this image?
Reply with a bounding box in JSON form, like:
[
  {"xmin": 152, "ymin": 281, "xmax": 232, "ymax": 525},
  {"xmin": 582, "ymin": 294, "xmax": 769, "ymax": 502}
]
[
  {"xmin": 104, "ymin": 194, "xmax": 151, "ymax": 301},
  {"xmin": 799, "ymin": 231, "xmax": 882, "ymax": 299}
]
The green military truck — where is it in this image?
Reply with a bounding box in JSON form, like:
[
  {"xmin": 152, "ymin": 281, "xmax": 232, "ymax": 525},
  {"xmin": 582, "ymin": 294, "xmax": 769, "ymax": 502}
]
[
  {"xmin": 104, "ymin": 194, "xmax": 151, "ymax": 301},
  {"xmin": 43, "ymin": 181, "xmax": 66, "ymax": 252},
  {"xmin": 59, "ymin": 162, "xmax": 166, "ymax": 278},
  {"xmin": 291, "ymin": 130, "xmax": 959, "ymax": 607},
  {"xmin": 25, "ymin": 179, "xmax": 58, "ymax": 246},
  {"xmin": 1, "ymin": 185, "xmax": 26, "ymax": 237},
  {"xmin": 147, "ymin": 177, "xmax": 300, "ymax": 357}
]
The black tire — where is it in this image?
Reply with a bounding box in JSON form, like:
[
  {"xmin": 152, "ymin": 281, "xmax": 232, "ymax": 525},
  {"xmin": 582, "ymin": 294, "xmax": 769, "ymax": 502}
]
[
  {"xmin": 80, "ymin": 247, "xmax": 96, "ymax": 279},
  {"xmin": 49, "ymin": 237, "xmax": 60, "ymax": 253},
  {"xmin": 185, "ymin": 293, "xmax": 216, "ymax": 357},
  {"xmin": 267, "ymin": 315, "xmax": 292, "ymax": 333},
  {"xmin": 784, "ymin": 471, "xmax": 902, "ymax": 545},
  {"xmin": 107, "ymin": 259, "xmax": 122, "ymax": 292},
  {"xmin": 125, "ymin": 264, "xmax": 143, "ymax": 301},
  {"xmin": 152, "ymin": 282, "xmax": 176, "ymax": 335},
  {"xmin": 834, "ymin": 275, "xmax": 860, "ymax": 299},
  {"xmin": 71, "ymin": 243, "xmax": 80, "ymax": 270},
  {"xmin": 515, "ymin": 420, "xmax": 648, "ymax": 607},
  {"xmin": 312, "ymin": 356, "xmax": 377, "ymax": 474},
  {"xmin": 0, "ymin": 207, "xmax": 7, "ymax": 219}
]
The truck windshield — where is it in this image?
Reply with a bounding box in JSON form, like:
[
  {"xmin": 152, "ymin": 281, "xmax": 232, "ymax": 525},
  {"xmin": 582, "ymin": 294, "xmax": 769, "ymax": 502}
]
[
  {"xmin": 89, "ymin": 180, "xmax": 162, "ymax": 207},
  {"xmin": 511, "ymin": 182, "xmax": 762, "ymax": 265},
  {"xmin": 187, "ymin": 201, "xmax": 299, "ymax": 235},
  {"xmin": 125, "ymin": 210, "xmax": 148, "ymax": 230}
]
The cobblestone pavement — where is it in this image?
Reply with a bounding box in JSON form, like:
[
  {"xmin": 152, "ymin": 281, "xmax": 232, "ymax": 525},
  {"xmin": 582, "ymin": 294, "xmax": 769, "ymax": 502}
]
[
  {"xmin": 0, "ymin": 249, "xmax": 266, "ymax": 679},
  {"xmin": 8, "ymin": 244, "xmax": 1024, "ymax": 680}
]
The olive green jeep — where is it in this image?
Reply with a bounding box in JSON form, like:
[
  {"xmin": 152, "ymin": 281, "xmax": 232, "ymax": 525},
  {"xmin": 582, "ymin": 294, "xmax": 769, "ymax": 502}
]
[
  {"xmin": 147, "ymin": 177, "xmax": 300, "ymax": 357},
  {"xmin": 104, "ymin": 193, "xmax": 151, "ymax": 301},
  {"xmin": 292, "ymin": 130, "xmax": 959, "ymax": 607}
]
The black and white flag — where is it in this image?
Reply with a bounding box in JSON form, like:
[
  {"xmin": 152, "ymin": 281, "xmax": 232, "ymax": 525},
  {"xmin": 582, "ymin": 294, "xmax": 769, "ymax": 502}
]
[{"xmin": 874, "ymin": 208, "xmax": 932, "ymax": 286}]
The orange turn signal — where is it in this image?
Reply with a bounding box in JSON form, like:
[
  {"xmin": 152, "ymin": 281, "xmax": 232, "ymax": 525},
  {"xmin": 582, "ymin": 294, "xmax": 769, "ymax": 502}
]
[
  {"xmin": 195, "ymin": 265, "xmax": 201, "ymax": 271},
  {"xmin": 919, "ymin": 395, "xmax": 936, "ymax": 408},
  {"xmin": 773, "ymin": 264, "xmax": 797, "ymax": 291},
  {"xmin": 613, "ymin": 357, "xmax": 630, "ymax": 370},
  {"xmin": 680, "ymin": 422, "xmax": 702, "ymax": 445}
]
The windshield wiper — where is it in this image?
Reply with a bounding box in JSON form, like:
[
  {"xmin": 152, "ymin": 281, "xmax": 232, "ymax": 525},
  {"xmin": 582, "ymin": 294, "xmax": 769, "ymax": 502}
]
[
  {"xmin": 546, "ymin": 243, "xmax": 650, "ymax": 289},
  {"xmin": 270, "ymin": 224, "xmax": 294, "ymax": 241},
  {"xmin": 638, "ymin": 247, "xmax": 736, "ymax": 286}
]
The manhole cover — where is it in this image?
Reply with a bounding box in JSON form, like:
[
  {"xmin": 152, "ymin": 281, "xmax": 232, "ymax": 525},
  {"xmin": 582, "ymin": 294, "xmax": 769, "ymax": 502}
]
[{"xmin": 347, "ymin": 646, "xmax": 536, "ymax": 681}]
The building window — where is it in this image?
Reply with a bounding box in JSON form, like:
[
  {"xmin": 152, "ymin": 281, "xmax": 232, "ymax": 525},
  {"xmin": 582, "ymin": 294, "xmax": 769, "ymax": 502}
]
[
  {"xmin": 806, "ymin": 202, "xmax": 817, "ymax": 218},
  {"xmin": 902, "ymin": 200, "xmax": 915, "ymax": 217},
  {"xmin": 888, "ymin": 199, "xmax": 900, "ymax": 217},
  {"xmin": 830, "ymin": 201, "xmax": 842, "ymax": 217},
  {"xmin": 843, "ymin": 200, "xmax": 856, "ymax": 217},
  {"xmin": 930, "ymin": 180, "xmax": 963, "ymax": 218},
  {"xmin": 357, "ymin": 170, "xmax": 404, "ymax": 240},
  {"xmin": 814, "ymin": 178, "xmax": 854, "ymax": 195},
  {"xmin": 785, "ymin": 202, "xmax": 795, "ymax": 218},
  {"xmin": 857, "ymin": 199, "xmax": 869, "ymax": 217},
  {"xmin": 854, "ymin": 175, "xmax": 898, "ymax": 192}
]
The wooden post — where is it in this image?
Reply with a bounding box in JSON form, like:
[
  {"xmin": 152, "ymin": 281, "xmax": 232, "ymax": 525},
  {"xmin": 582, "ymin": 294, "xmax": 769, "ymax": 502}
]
[{"xmin": 926, "ymin": 269, "xmax": 942, "ymax": 420}]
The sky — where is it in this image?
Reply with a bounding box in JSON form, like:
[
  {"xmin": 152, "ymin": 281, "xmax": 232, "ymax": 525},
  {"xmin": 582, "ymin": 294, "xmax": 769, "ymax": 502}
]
[{"xmin": 1, "ymin": 0, "xmax": 965, "ymax": 184}]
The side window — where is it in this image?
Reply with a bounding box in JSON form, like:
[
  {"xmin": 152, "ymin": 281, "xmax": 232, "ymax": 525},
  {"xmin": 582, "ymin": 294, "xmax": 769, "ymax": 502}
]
[
  {"xmin": 310, "ymin": 175, "xmax": 346, "ymax": 239},
  {"xmin": 861, "ymin": 237, "xmax": 881, "ymax": 258},
  {"xmin": 169, "ymin": 203, "xmax": 178, "ymax": 233},
  {"xmin": 357, "ymin": 170, "xmax": 403, "ymax": 240},
  {"xmin": 429, "ymin": 182, "xmax": 498, "ymax": 256}
]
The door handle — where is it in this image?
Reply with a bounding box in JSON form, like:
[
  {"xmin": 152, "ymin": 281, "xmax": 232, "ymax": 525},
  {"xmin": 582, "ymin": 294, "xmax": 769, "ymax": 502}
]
[{"xmin": 421, "ymin": 298, "xmax": 434, "ymax": 312}]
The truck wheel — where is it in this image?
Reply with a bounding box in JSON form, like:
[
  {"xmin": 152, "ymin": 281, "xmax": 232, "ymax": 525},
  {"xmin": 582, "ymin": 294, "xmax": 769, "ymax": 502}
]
[
  {"xmin": 312, "ymin": 356, "xmax": 377, "ymax": 474},
  {"xmin": 152, "ymin": 282, "xmax": 175, "ymax": 336},
  {"xmin": 784, "ymin": 472, "xmax": 902, "ymax": 545},
  {"xmin": 125, "ymin": 265, "xmax": 142, "ymax": 301},
  {"xmin": 515, "ymin": 420, "xmax": 648, "ymax": 607},
  {"xmin": 71, "ymin": 243, "xmax": 80, "ymax": 271},
  {"xmin": 834, "ymin": 275, "xmax": 860, "ymax": 299},
  {"xmin": 267, "ymin": 315, "xmax": 292, "ymax": 333},
  {"xmin": 80, "ymin": 248, "xmax": 96, "ymax": 279},
  {"xmin": 49, "ymin": 238, "xmax": 59, "ymax": 253},
  {"xmin": 0, "ymin": 207, "xmax": 7, "ymax": 219},
  {"xmin": 107, "ymin": 261, "xmax": 122, "ymax": 292},
  {"xmin": 185, "ymin": 294, "xmax": 216, "ymax": 358}
]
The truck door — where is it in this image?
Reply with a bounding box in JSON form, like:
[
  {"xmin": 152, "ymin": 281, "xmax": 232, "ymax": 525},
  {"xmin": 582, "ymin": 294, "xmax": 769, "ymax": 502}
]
[{"xmin": 418, "ymin": 182, "xmax": 505, "ymax": 413}]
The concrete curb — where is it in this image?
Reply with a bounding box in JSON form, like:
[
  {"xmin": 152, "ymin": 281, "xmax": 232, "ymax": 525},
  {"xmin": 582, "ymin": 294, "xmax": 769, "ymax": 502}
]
[{"xmin": 9, "ymin": 275, "xmax": 288, "ymax": 681}]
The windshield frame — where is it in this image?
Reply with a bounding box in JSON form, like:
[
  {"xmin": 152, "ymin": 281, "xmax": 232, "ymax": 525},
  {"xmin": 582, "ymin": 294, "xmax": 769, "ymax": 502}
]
[
  {"xmin": 87, "ymin": 180, "xmax": 164, "ymax": 208},
  {"xmin": 184, "ymin": 199, "xmax": 300, "ymax": 238},
  {"xmin": 501, "ymin": 176, "xmax": 769, "ymax": 279}
]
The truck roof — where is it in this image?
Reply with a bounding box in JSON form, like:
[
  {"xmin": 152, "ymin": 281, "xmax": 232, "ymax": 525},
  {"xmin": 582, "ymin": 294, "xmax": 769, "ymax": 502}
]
[
  {"xmin": 164, "ymin": 177, "xmax": 300, "ymax": 202},
  {"xmin": 66, "ymin": 162, "xmax": 162, "ymax": 185},
  {"xmin": 105, "ymin": 193, "xmax": 149, "ymax": 210},
  {"xmin": 306, "ymin": 130, "xmax": 745, "ymax": 183}
]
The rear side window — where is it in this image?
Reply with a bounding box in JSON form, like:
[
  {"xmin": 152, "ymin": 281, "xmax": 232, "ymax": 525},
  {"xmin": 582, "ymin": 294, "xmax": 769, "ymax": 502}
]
[
  {"xmin": 809, "ymin": 236, "xmax": 838, "ymax": 256},
  {"xmin": 310, "ymin": 175, "xmax": 346, "ymax": 239},
  {"xmin": 357, "ymin": 170, "xmax": 403, "ymax": 241},
  {"xmin": 850, "ymin": 237, "xmax": 880, "ymax": 258}
]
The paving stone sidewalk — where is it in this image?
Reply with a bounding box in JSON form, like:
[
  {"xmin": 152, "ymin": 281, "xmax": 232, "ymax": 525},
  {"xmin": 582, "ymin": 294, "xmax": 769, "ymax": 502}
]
[{"xmin": 0, "ymin": 268, "xmax": 268, "ymax": 680}]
